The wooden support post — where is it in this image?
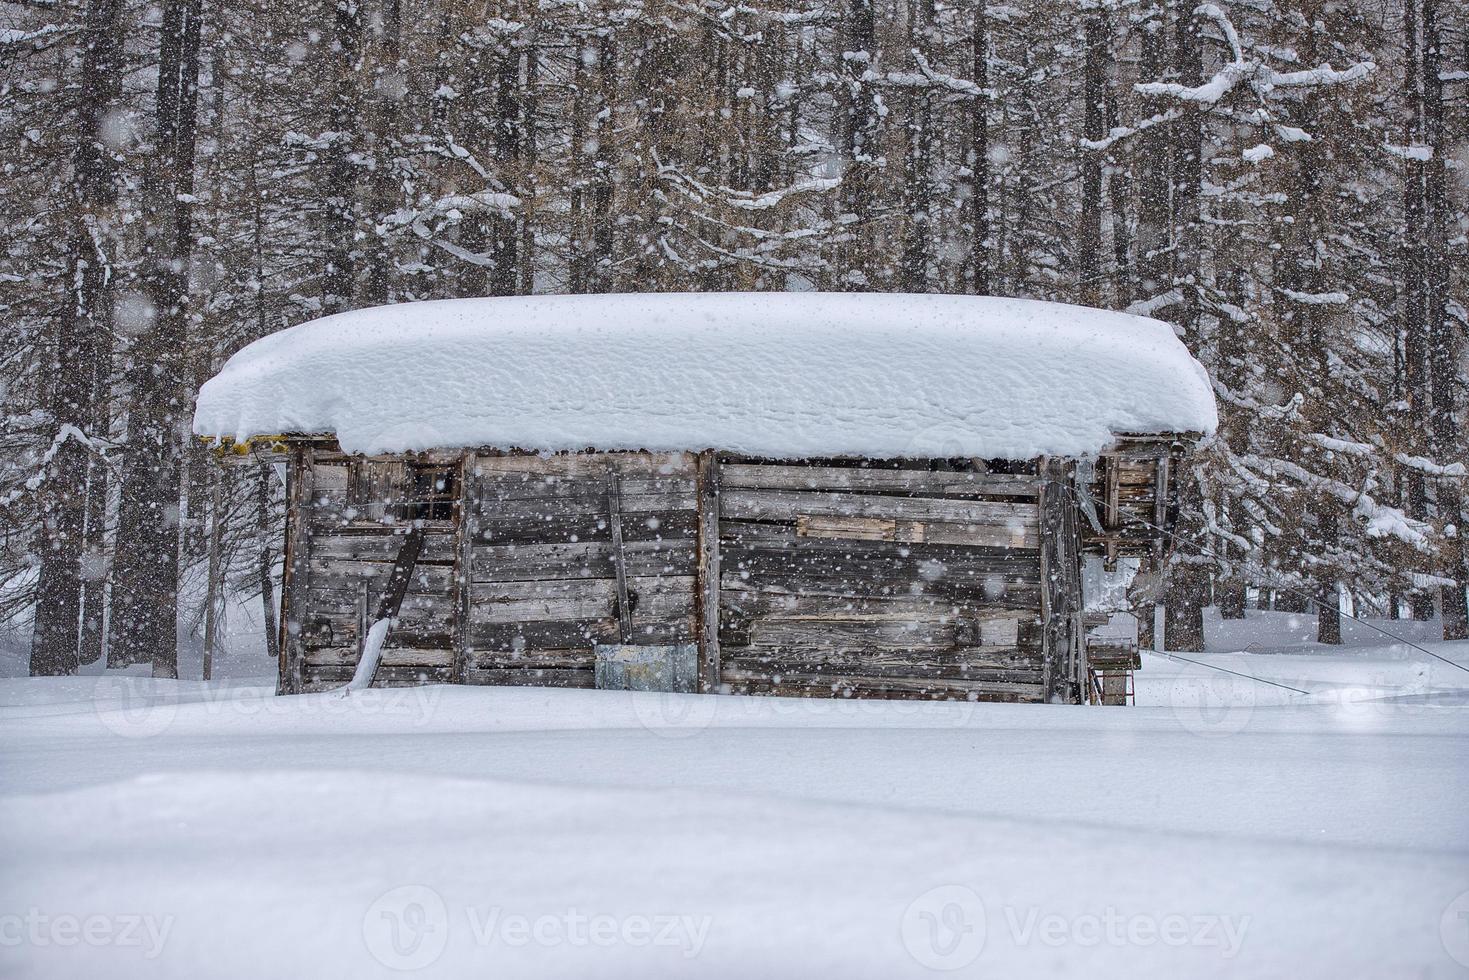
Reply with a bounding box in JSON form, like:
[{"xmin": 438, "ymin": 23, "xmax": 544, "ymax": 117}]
[
  {"xmin": 372, "ymin": 526, "xmax": 428, "ymax": 623},
  {"xmin": 346, "ymin": 524, "xmax": 427, "ymax": 692},
  {"xmin": 1152, "ymin": 455, "xmax": 1171, "ymax": 563},
  {"xmin": 452, "ymin": 453, "xmax": 477, "ymax": 682},
  {"xmin": 1103, "ymin": 455, "xmax": 1121, "ymax": 564},
  {"xmin": 606, "ymin": 465, "xmax": 633, "ymax": 644},
  {"xmin": 278, "ymin": 445, "xmax": 315, "ymax": 695},
  {"xmin": 1103, "ymin": 455, "xmax": 1121, "ymax": 528},
  {"xmin": 695, "ymin": 451, "xmax": 721, "ymax": 693},
  {"xmin": 1038, "ymin": 459, "xmax": 1084, "ymax": 704}
]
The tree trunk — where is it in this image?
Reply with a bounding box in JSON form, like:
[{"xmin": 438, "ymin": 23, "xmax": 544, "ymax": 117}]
[
  {"xmin": 258, "ymin": 483, "xmax": 280, "ymax": 667},
  {"xmin": 1317, "ymin": 587, "xmax": 1342, "ymax": 645},
  {"xmin": 31, "ymin": 0, "xmax": 125, "ymax": 677},
  {"xmin": 1077, "ymin": 9, "xmax": 1107, "ymax": 307},
  {"xmin": 1135, "ymin": 602, "xmax": 1156, "ymax": 650},
  {"xmin": 202, "ymin": 474, "xmax": 222, "ymax": 681},
  {"xmin": 1163, "ymin": 570, "xmax": 1206, "ymax": 652},
  {"xmin": 77, "ymin": 345, "xmax": 113, "ymax": 667},
  {"xmin": 320, "ymin": 0, "xmax": 363, "ymax": 313},
  {"xmin": 362, "ymin": 0, "xmax": 402, "ymax": 306},
  {"xmin": 968, "ymin": 6, "xmax": 989, "ymax": 295},
  {"xmin": 1401, "ymin": 0, "xmax": 1435, "ymax": 622},
  {"xmin": 1274, "ymin": 589, "xmax": 1309, "ymax": 613},
  {"xmin": 1170, "ymin": 0, "xmax": 1203, "ymax": 344},
  {"xmin": 1133, "ymin": 4, "xmax": 1169, "ymax": 305},
  {"xmin": 1163, "ymin": 471, "xmax": 1207, "ymax": 652},
  {"xmin": 1419, "ymin": 0, "xmax": 1466, "ymax": 641},
  {"xmin": 108, "ymin": 0, "xmax": 203, "ymax": 678},
  {"xmin": 1217, "ymin": 582, "xmax": 1247, "ymax": 620},
  {"xmin": 899, "ymin": 89, "xmax": 932, "ymax": 290},
  {"xmin": 841, "ymin": 0, "xmax": 877, "ymax": 287}
]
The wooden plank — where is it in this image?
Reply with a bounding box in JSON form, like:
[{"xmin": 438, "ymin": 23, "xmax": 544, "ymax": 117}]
[
  {"xmin": 743, "ymin": 617, "xmax": 958, "ymax": 650},
  {"xmin": 476, "ymin": 473, "xmax": 695, "ymax": 502},
  {"xmin": 460, "ymin": 667, "xmax": 597, "ymax": 689},
  {"xmin": 795, "ymin": 513, "xmax": 1036, "ymax": 549},
  {"xmin": 720, "ymin": 670, "xmax": 1046, "ymax": 700},
  {"xmin": 696, "ymin": 451, "xmax": 721, "ymax": 693},
  {"xmin": 467, "ymin": 618, "xmax": 690, "ymax": 650},
  {"xmin": 302, "ymin": 664, "xmax": 455, "ymax": 685},
  {"xmin": 469, "ymin": 648, "xmax": 595, "ymax": 670},
  {"xmin": 278, "ymin": 445, "xmax": 315, "ymax": 695},
  {"xmin": 721, "ymin": 488, "xmax": 1037, "ymax": 530},
  {"xmin": 721, "ymin": 540, "xmax": 1042, "ymax": 588},
  {"xmin": 453, "ymin": 453, "xmax": 477, "ymax": 682},
  {"xmin": 307, "ymin": 558, "xmax": 453, "ymax": 594},
  {"xmin": 1039, "ymin": 461, "xmax": 1060, "ymax": 701},
  {"xmin": 720, "ymin": 463, "xmax": 1041, "ymax": 497},
  {"xmin": 719, "ymin": 587, "xmax": 1034, "ymax": 623},
  {"xmin": 473, "ymin": 510, "xmax": 698, "ymax": 547},
  {"xmin": 311, "ymin": 532, "xmax": 457, "ymax": 563},
  {"xmin": 469, "ymin": 575, "xmax": 696, "ymax": 623},
  {"xmin": 349, "ymin": 459, "xmax": 408, "ymax": 523},
  {"xmin": 1152, "ymin": 455, "xmax": 1171, "ymax": 563},
  {"xmin": 474, "ymin": 490, "xmax": 696, "ymax": 521},
  {"xmin": 304, "ymin": 647, "xmax": 456, "ymax": 669},
  {"xmin": 605, "ymin": 467, "xmax": 633, "ymax": 643},
  {"xmin": 1038, "ymin": 459, "xmax": 1084, "ymax": 704},
  {"xmin": 724, "ymin": 646, "xmax": 1040, "ymax": 671},
  {"xmin": 343, "ymin": 525, "xmax": 429, "ymax": 690},
  {"xmin": 719, "ymin": 577, "xmax": 1043, "ymax": 613},
  {"xmin": 473, "ymin": 452, "xmax": 696, "ymax": 480},
  {"xmin": 722, "ymin": 661, "xmax": 1043, "ymax": 685},
  {"xmin": 470, "ymin": 539, "xmax": 695, "ymax": 583},
  {"xmin": 1104, "ymin": 457, "xmax": 1122, "ymax": 527}
]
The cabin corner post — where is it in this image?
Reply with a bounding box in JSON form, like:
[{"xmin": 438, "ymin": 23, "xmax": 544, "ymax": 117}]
[
  {"xmin": 278, "ymin": 444, "xmax": 315, "ymax": 695},
  {"xmin": 452, "ymin": 452, "xmax": 478, "ymax": 683},
  {"xmin": 1038, "ymin": 459, "xmax": 1085, "ymax": 704},
  {"xmin": 695, "ymin": 451, "xmax": 722, "ymax": 693}
]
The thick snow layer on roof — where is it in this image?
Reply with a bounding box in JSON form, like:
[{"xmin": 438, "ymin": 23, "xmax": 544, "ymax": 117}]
[{"xmin": 193, "ymin": 293, "xmax": 1217, "ymax": 459}]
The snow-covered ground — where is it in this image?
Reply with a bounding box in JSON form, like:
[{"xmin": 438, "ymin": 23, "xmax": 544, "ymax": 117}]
[{"xmin": 2, "ymin": 610, "xmax": 1467, "ymax": 978}]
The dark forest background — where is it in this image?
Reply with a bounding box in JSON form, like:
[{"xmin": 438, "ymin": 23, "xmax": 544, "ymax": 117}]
[{"xmin": 1, "ymin": 0, "xmax": 1465, "ymax": 676}]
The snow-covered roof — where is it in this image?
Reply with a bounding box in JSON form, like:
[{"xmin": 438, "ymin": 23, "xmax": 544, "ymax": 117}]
[{"xmin": 193, "ymin": 293, "xmax": 1217, "ymax": 459}]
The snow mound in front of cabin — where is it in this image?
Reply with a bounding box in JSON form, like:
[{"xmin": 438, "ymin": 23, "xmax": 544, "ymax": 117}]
[{"xmin": 192, "ymin": 293, "xmax": 1217, "ymax": 458}]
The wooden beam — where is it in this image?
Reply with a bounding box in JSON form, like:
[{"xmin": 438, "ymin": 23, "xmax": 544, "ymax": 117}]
[
  {"xmin": 696, "ymin": 451, "xmax": 722, "ymax": 693},
  {"xmin": 1038, "ymin": 459, "xmax": 1084, "ymax": 704},
  {"xmin": 371, "ymin": 526, "xmax": 428, "ymax": 623},
  {"xmin": 606, "ymin": 466, "xmax": 634, "ymax": 643},
  {"xmin": 452, "ymin": 453, "xmax": 477, "ymax": 682},
  {"xmin": 720, "ymin": 488, "xmax": 1036, "ymax": 532},
  {"xmin": 794, "ymin": 513, "xmax": 1036, "ymax": 549},
  {"xmin": 278, "ymin": 444, "xmax": 315, "ymax": 695},
  {"xmin": 1152, "ymin": 455, "xmax": 1171, "ymax": 563},
  {"xmin": 720, "ymin": 463, "xmax": 1040, "ymax": 497}
]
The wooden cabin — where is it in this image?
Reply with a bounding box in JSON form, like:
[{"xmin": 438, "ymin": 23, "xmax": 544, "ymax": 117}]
[{"xmin": 195, "ymin": 293, "xmax": 1216, "ymax": 704}]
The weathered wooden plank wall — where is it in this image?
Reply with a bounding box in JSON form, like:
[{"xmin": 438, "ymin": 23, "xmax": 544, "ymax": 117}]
[
  {"xmin": 274, "ymin": 443, "xmax": 1180, "ymax": 702},
  {"xmin": 459, "ymin": 452, "xmax": 699, "ymax": 689},
  {"xmin": 714, "ymin": 458, "xmax": 1049, "ymax": 702},
  {"xmin": 292, "ymin": 457, "xmax": 460, "ymax": 690}
]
